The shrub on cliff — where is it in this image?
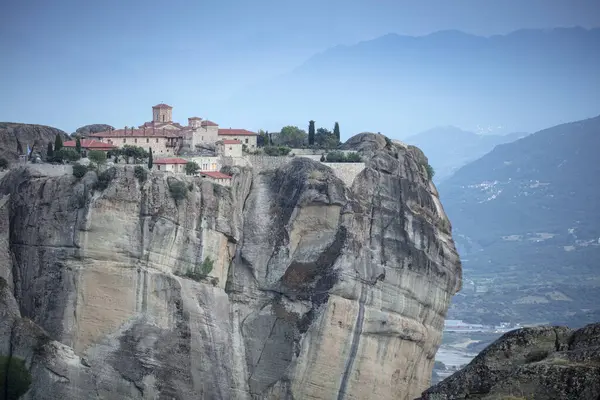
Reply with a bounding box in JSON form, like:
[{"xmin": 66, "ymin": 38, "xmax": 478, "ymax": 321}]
[
  {"xmin": 183, "ymin": 257, "xmax": 214, "ymax": 282},
  {"xmin": 263, "ymin": 146, "xmax": 291, "ymax": 156},
  {"xmin": 134, "ymin": 166, "xmax": 147, "ymax": 183},
  {"xmin": 185, "ymin": 161, "xmax": 200, "ymax": 176},
  {"xmin": 0, "ymin": 157, "xmax": 8, "ymax": 170},
  {"xmin": 72, "ymin": 163, "xmax": 88, "ymax": 179},
  {"xmin": 88, "ymin": 150, "xmax": 107, "ymax": 166},
  {"xmin": 168, "ymin": 180, "xmax": 188, "ymax": 202},
  {"xmin": 95, "ymin": 167, "xmax": 117, "ymax": 191},
  {"xmin": 52, "ymin": 148, "xmax": 81, "ymax": 163},
  {"xmin": 424, "ymin": 163, "xmax": 435, "ymax": 180},
  {"xmin": 0, "ymin": 355, "xmax": 32, "ymax": 400},
  {"xmin": 325, "ymin": 151, "xmax": 361, "ymax": 162}
]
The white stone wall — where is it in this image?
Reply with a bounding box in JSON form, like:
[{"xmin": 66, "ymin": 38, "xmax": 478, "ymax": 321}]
[
  {"xmin": 220, "ymin": 135, "xmax": 257, "ymax": 149},
  {"xmin": 188, "ymin": 156, "xmax": 220, "ymax": 171},
  {"xmin": 155, "ymin": 163, "xmax": 185, "ymax": 173},
  {"xmin": 98, "ymin": 136, "xmax": 178, "ymax": 156},
  {"xmin": 323, "ymin": 162, "xmax": 366, "ymax": 187}
]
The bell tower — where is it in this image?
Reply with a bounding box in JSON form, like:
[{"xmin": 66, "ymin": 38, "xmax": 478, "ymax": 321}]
[{"xmin": 152, "ymin": 103, "xmax": 173, "ymax": 123}]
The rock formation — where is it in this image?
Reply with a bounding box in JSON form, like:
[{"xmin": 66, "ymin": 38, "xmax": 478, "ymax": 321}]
[
  {"xmin": 0, "ymin": 123, "xmax": 70, "ymax": 163},
  {"xmin": 419, "ymin": 323, "xmax": 600, "ymax": 400},
  {"xmin": 0, "ymin": 132, "xmax": 461, "ymax": 399},
  {"xmin": 73, "ymin": 124, "xmax": 114, "ymax": 137}
]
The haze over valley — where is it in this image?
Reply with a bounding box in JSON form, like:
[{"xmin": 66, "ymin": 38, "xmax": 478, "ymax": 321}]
[{"xmin": 1, "ymin": 1, "xmax": 600, "ymax": 399}]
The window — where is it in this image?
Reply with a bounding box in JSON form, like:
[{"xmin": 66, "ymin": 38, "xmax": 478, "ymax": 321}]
[
  {"xmin": 245, "ymin": 138, "xmax": 248, "ymax": 144},
  {"xmin": 157, "ymin": 165, "xmax": 161, "ymax": 170},
  {"xmin": 162, "ymin": 115, "xmax": 165, "ymax": 122},
  {"xmin": 156, "ymin": 138, "xmax": 159, "ymax": 143},
  {"xmin": 134, "ymin": 138, "xmax": 137, "ymax": 143},
  {"xmin": 229, "ymin": 147, "xmax": 232, "ymax": 150},
  {"xmin": 146, "ymin": 138, "xmax": 149, "ymax": 143},
  {"xmin": 123, "ymin": 138, "xmax": 126, "ymax": 143},
  {"xmin": 201, "ymin": 136, "xmax": 204, "ymax": 141}
]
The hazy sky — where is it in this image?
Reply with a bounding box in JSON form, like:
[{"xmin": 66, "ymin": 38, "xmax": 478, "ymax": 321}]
[{"xmin": 1, "ymin": 0, "xmax": 599, "ymax": 133}]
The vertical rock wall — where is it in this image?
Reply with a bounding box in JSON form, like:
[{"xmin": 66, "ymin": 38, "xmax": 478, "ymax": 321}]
[{"xmin": 0, "ymin": 132, "xmax": 461, "ymax": 400}]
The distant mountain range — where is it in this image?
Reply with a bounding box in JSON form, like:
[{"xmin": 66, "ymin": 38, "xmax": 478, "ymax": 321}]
[
  {"xmin": 404, "ymin": 126, "xmax": 528, "ymax": 182},
  {"xmin": 226, "ymin": 27, "xmax": 600, "ymax": 137},
  {"xmin": 438, "ymin": 115, "xmax": 600, "ymax": 327}
]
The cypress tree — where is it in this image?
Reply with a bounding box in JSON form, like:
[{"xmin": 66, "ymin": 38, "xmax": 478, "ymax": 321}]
[
  {"xmin": 54, "ymin": 134, "xmax": 63, "ymax": 152},
  {"xmin": 333, "ymin": 122, "xmax": 340, "ymax": 142},
  {"xmin": 148, "ymin": 148, "xmax": 153, "ymax": 169},
  {"xmin": 47, "ymin": 142, "xmax": 54, "ymax": 159},
  {"xmin": 308, "ymin": 120, "xmax": 315, "ymax": 146},
  {"xmin": 75, "ymin": 137, "xmax": 82, "ymax": 154}
]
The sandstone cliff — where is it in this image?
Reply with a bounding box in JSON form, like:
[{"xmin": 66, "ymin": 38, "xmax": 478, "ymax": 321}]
[
  {"xmin": 419, "ymin": 323, "xmax": 600, "ymax": 400},
  {"xmin": 0, "ymin": 132, "xmax": 461, "ymax": 400},
  {"xmin": 0, "ymin": 123, "xmax": 69, "ymax": 163}
]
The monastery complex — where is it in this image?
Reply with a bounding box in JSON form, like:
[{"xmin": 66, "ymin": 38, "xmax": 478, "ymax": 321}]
[{"xmin": 88, "ymin": 104, "xmax": 257, "ymax": 156}]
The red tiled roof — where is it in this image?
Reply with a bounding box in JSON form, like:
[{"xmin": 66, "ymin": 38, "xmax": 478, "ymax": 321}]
[
  {"xmin": 218, "ymin": 129, "xmax": 257, "ymax": 136},
  {"xmin": 188, "ymin": 117, "xmax": 202, "ymax": 120},
  {"xmin": 152, "ymin": 103, "xmax": 172, "ymax": 109},
  {"xmin": 89, "ymin": 128, "xmax": 183, "ymax": 138},
  {"xmin": 154, "ymin": 157, "xmax": 188, "ymax": 165},
  {"xmin": 222, "ymin": 139, "xmax": 242, "ymax": 145},
  {"xmin": 201, "ymin": 120, "xmax": 219, "ymax": 127},
  {"xmin": 63, "ymin": 139, "xmax": 116, "ymax": 150},
  {"xmin": 201, "ymin": 171, "xmax": 232, "ymax": 179}
]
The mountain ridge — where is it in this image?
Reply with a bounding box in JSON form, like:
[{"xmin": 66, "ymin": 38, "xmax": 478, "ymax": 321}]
[{"xmin": 225, "ymin": 27, "xmax": 600, "ymax": 137}]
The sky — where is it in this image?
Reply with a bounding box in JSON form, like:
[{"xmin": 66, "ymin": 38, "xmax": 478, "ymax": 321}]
[{"xmin": 1, "ymin": 0, "xmax": 599, "ymax": 134}]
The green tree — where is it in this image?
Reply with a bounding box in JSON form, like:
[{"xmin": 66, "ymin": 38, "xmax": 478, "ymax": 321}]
[
  {"xmin": 88, "ymin": 150, "xmax": 107, "ymax": 166},
  {"xmin": 72, "ymin": 163, "xmax": 88, "ymax": 178},
  {"xmin": 333, "ymin": 122, "xmax": 341, "ymax": 143},
  {"xmin": 53, "ymin": 148, "xmax": 81, "ymax": 163},
  {"xmin": 316, "ymin": 128, "xmax": 338, "ymax": 149},
  {"xmin": 134, "ymin": 166, "xmax": 148, "ymax": 183},
  {"xmin": 168, "ymin": 180, "xmax": 188, "ymax": 202},
  {"xmin": 263, "ymin": 146, "xmax": 291, "ymax": 156},
  {"xmin": 75, "ymin": 137, "xmax": 82, "ymax": 154},
  {"xmin": 54, "ymin": 134, "xmax": 63, "ymax": 152},
  {"xmin": 120, "ymin": 145, "xmax": 148, "ymax": 164},
  {"xmin": 308, "ymin": 120, "xmax": 316, "ymax": 145},
  {"xmin": 185, "ymin": 161, "xmax": 200, "ymax": 175},
  {"xmin": 425, "ymin": 163, "xmax": 435, "ymax": 180},
  {"xmin": 276, "ymin": 126, "xmax": 307, "ymax": 147},
  {"xmin": 46, "ymin": 142, "xmax": 54, "ymax": 159},
  {"xmin": 148, "ymin": 148, "xmax": 153, "ymax": 169}
]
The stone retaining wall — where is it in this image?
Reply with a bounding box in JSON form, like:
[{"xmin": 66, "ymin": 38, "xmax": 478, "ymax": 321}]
[
  {"xmin": 222, "ymin": 155, "xmax": 365, "ymax": 187},
  {"xmin": 323, "ymin": 162, "xmax": 366, "ymax": 187}
]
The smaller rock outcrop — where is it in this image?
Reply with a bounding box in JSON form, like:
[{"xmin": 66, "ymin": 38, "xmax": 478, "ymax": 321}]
[
  {"xmin": 0, "ymin": 122, "xmax": 69, "ymax": 162},
  {"xmin": 419, "ymin": 322, "xmax": 600, "ymax": 400},
  {"xmin": 73, "ymin": 124, "xmax": 114, "ymax": 137}
]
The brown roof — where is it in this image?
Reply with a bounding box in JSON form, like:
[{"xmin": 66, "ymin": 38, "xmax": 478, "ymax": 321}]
[
  {"xmin": 154, "ymin": 157, "xmax": 188, "ymax": 165},
  {"xmin": 222, "ymin": 139, "xmax": 242, "ymax": 145},
  {"xmin": 188, "ymin": 117, "xmax": 202, "ymax": 120},
  {"xmin": 201, "ymin": 120, "xmax": 219, "ymax": 127},
  {"xmin": 89, "ymin": 127, "xmax": 183, "ymax": 138},
  {"xmin": 201, "ymin": 171, "xmax": 232, "ymax": 179},
  {"xmin": 218, "ymin": 129, "xmax": 257, "ymax": 136},
  {"xmin": 63, "ymin": 139, "xmax": 116, "ymax": 150},
  {"xmin": 152, "ymin": 103, "xmax": 172, "ymax": 109}
]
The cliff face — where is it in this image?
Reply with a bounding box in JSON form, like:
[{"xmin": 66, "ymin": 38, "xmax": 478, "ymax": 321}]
[
  {"xmin": 0, "ymin": 133, "xmax": 461, "ymax": 400},
  {"xmin": 420, "ymin": 323, "xmax": 600, "ymax": 400}
]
